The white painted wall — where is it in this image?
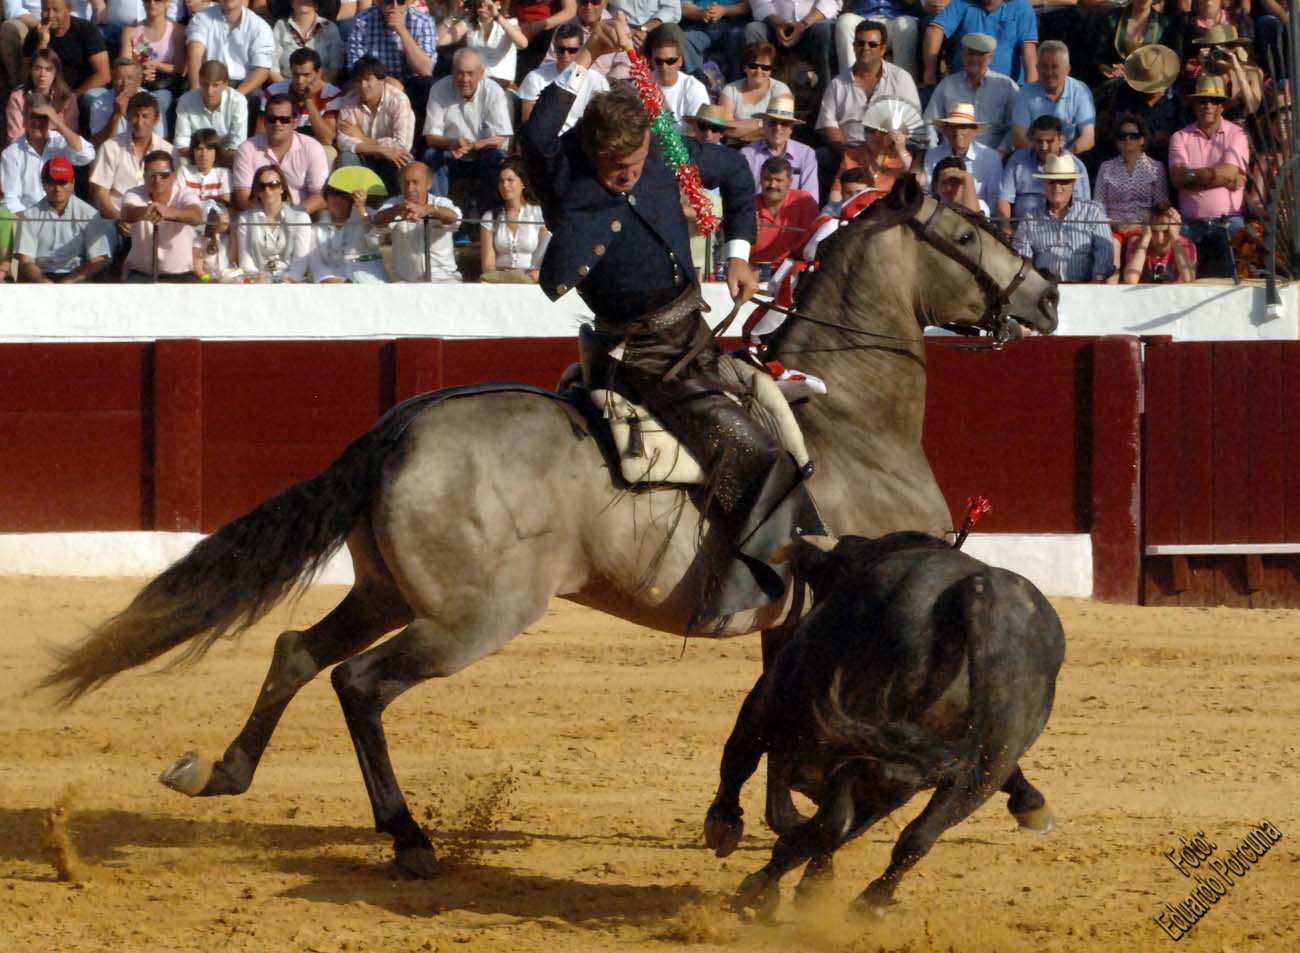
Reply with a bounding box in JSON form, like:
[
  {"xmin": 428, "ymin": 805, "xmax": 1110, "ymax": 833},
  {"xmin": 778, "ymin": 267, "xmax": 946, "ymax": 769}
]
[
  {"xmin": 0, "ymin": 282, "xmax": 1294, "ymax": 342},
  {"xmin": 0, "ymin": 531, "xmax": 1093, "ymax": 597}
]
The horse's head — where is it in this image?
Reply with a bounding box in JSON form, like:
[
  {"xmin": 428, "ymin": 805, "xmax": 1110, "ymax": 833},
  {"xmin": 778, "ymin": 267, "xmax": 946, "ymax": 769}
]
[{"xmin": 879, "ymin": 176, "xmax": 1059, "ymax": 340}]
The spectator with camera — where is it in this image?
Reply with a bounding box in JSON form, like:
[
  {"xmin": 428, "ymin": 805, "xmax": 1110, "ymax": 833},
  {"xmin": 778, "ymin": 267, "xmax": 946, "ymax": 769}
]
[
  {"xmin": 346, "ymin": 0, "xmax": 439, "ymax": 123},
  {"xmin": 1010, "ymin": 39, "xmax": 1094, "ymax": 155},
  {"xmin": 923, "ymin": 33, "xmax": 1017, "ymax": 153},
  {"xmin": 1012, "ymin": 153, "xmax": 1116, "ymax": 283},
  {"xmin": 1120, "ymin": 200, "xmax": 1196, "ymax": 282},
  {"xmin": 174, "ymin": 59, "xmax": 248, "ymax": 164},
  {"xmin": 1167, "ymin": 72, "xmax": 1249, "ymax": 278},
  {"xmin": 1190, "ymin": 25, "xmax": 1262, "ymax": 118},
  {"xmin": 13, "ymin": 155, "xmax": 109, "ymax": 281},
  {"xmin": 372, "ymin": 160, "xmax": 463, "ymax": 281},
  {"xmin": 1, "ymin": 91, "xmax": 92, "ymax": 213}
]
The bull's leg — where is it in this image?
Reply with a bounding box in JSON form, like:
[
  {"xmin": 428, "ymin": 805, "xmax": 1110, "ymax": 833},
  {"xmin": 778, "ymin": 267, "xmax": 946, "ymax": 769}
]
[
  {"xmin": 705, "ymin": 671, "xmax": 774, "ymax": 857},
  {"xmin": 159, "ymin": 582, "xmax": 410, "ymax": 798},
  {"xmin": 793, "ymin": 783, "xmax": 912, "ymax": 907},
  {"xmin": 854, "ymin": 775, "xmax": 992, "ymax": 915},
  {"xmin": 733, "ymin": 765, "xmax": 859, "ymax": 920},
  {"xmin": 1003, "ymin": 766, "xmax": 1055, "ymax": 833},
  {"xmin": 331, "ymin": 598, "xmax": 546, "ymax": 879},
  {"xmin": 759, "ymin": 626, "xmax": 806, "ymax": 835}
]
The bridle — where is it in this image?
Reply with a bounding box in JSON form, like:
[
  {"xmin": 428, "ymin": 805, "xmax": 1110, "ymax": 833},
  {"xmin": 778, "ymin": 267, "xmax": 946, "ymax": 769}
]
[{"xmin": 752, "ymin": 192, "xmax": 1037, "ymax": 350}]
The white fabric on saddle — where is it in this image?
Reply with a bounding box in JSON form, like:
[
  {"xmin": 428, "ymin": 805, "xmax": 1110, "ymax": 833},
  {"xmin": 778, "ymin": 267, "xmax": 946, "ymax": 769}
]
[{"xmin": 590, "ymin": 354, "xmax": 812, "ymax": 487}]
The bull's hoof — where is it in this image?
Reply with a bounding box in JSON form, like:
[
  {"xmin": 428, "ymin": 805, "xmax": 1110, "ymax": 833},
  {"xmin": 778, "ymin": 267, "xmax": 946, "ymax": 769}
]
[
  {"xmin": 704, "ymin": 811, "xmax": 744, "ymax": 858},
  {"xmin": 1013, "ymin": 804, "xmax": 1056, "ymax": 834},
  {"xmin": 850, "ymin": 888, "xmax": 897, "ymax": 919},
  {"xmin": 731, "ymin": 871, "xmax": 780, "ymax": 922},
  {"xmin": 394, "ymin": 845, "xmax": 439, "ymax": 880},
  {"xmin": 159, "ymin": 751, "xmax": 215, "ymax": 797},
  {"xmin": 793, "ymin": 864, "xmax": 834, "ymax": 908}
]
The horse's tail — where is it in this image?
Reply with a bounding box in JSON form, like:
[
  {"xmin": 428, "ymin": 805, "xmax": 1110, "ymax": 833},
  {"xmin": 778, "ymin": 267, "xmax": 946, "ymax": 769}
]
[{"xmin": 40, "ymin": 399, "xmax": 427, "ymax": 705}]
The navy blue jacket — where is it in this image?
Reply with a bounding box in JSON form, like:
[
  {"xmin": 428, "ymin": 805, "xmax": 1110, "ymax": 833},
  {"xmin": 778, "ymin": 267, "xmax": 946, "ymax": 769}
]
[{"xmin": 520, "ymin": 74, "xmax": 757, "ymax": 303}]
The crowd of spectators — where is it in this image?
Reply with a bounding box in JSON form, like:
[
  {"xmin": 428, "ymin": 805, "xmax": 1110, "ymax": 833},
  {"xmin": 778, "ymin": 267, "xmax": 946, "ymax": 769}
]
[{"xmin": 0, "ymin": 0, "xmax": 1290, "ymax": 284}]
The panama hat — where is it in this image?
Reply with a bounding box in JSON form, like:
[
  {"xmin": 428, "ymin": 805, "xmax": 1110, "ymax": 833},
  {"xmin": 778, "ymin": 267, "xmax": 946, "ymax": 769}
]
[
  {"xmin": 934, "ymin": 102, "xmax": 984, "ymax": 126},
  {"xmin": 1032, "ymin": 153, "xmax": 1083, "ymax": 180},
  {"xmin": 1193, "ymin": 24, "xmax": 1250, "ymax": 46},
  {"xmin": 1187, "ymin": 73, "xmax": 1230, "ymax": 100},
  {"xmin": 755, "ymin": 94, "xmax": 804, "ymax": 125},
  {"xmin": 683, "ymin": 103, "xmax": 733, "ymax": 131},
  {"xmin": 1122, "ymin": 44, "xmax": 1180, "ymax": 94}
]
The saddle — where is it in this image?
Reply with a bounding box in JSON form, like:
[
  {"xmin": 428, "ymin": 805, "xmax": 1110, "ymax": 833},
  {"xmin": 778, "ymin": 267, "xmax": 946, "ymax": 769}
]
[{"xmin": 576, "ymin": 325, "xmax": 811, "ymax": 487}]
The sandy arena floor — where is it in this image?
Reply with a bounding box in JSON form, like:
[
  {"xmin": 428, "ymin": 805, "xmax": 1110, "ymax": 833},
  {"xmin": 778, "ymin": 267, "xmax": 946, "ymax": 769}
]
[{"xmin": 1, "ymin": 576, "xmax": 1298, "ymax": 953}]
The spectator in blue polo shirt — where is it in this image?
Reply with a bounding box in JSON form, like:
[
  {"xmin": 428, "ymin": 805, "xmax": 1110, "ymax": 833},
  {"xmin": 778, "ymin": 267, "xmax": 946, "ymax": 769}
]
[
  {"xmin": 1010, "ymin": 39, "xmax": 1094, "ymax": 155},
  {"xmin": 922, "ymin": 0, "xmax": 1038, "ymax": 87},
  {"xmin": 996, "ymin": 113, "xmax": 1089, "ymax": 223}
]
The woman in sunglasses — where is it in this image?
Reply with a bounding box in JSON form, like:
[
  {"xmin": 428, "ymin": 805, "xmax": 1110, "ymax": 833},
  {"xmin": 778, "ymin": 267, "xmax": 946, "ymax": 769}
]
[
  {"xmin": 1095, "ymin": 114, "xmax": 1169, "ymax": 247},
  {"xmin": 236, "ymin": 163, "xmax": 314, "ymax": 281},
  {"xmin": 718, "ymin": 41, "xmax": 791, "ymax": 142}
]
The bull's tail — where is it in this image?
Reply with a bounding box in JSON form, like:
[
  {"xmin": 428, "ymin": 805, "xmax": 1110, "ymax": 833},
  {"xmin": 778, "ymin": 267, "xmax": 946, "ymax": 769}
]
[
  {"xmin": 955, "ymin": 571, "xmax": 1007, "ymax": 785},
  {"xmin": 40, "ymin": 400, "xmax": 427, "ymax": 705},
  {"xmin": 813, "ymin": 669, "xmax": 960, "ymax": 788}
]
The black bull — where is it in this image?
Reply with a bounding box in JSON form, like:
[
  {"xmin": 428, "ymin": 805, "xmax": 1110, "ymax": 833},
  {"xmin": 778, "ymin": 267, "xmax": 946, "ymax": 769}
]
[{"xmin": 703, "ymin": 532, "xmax": 1066, "ymax": 916}]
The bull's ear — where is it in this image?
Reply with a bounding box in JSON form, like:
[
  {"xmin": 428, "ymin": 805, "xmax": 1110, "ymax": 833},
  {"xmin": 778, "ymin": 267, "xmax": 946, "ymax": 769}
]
[{"xmin": 770, "ymin": 534, "xmax": 838, "ymax": 579}]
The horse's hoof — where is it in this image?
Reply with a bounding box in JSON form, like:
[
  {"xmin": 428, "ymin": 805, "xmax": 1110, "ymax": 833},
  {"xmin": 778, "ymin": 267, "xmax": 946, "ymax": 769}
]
[
  {"xmin": 1013, "ymin": 805, "xmax": 1056, "ymax": 834},
  {"xmin": 731, "ymin": 872, "xmax": 780, "ymax": 921},
  {"xmin": 394, "ymin": 845, "xmax": 439, "ymax": 880},
  {"xmin": 159, "ymin": 751, "xmax": 214, "ymax": 797},
  {"xmin": 704, "ymin": 812, "xmax": 744, "ymax": 858}
]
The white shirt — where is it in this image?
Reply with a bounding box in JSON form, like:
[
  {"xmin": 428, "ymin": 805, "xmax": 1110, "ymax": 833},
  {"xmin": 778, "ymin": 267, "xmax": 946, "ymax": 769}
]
[
  {"xmin": 816, "ymin": 62, "xmax": 924, "ymax": 145},
  {"xmin": 519, "ymin": 61, "xmax": 609, "ymax": 134},
  {"xmin": 480, "ymin": 203, "xmax": 545, "ymax": 270},
  {"xmin": 381, "ymin": 193, "xmax": 462, "ymax": 282},
  {"xmin": 14, "ymin": 195, "xmax": 111, "ymax": 273},
  {"xmin": 466, "ymin": 18, "xmax": 520, "ymax": 83},
  {"xmin": 749, "ymin": 0, "xmax": 838, "ymax": 22},
  {"xmin": 236, "ymin": 205, "xmax": 314, "ymax": 280},
  {"xmin": 657, "ymin": 72, "xmax": 709, "ymax": 135},
  {"xmin": 422, "ymin": 75, "xmax": 513, "ymax": 140},
  {"xmin": 1, "ymin": 131, "xmax": 96, "ymax": 214},
  {"xmin": 173, "ymin": 86, "xmax": 250, "ymax": 151},
  {"xmin": 177, "ymin": 162, "xmax": 231, "ymax": 212},
  {"xmin": 186, "ymin": 6, "xmax": 276, "ymax": 84},
  {"xmin": 307, "ymin": 213, "xmax": 387, "ymax": 284}
]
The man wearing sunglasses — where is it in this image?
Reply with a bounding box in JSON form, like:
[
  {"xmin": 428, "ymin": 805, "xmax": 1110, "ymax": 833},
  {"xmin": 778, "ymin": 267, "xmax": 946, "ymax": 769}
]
[
  {"xmin": 743, "ymin": 0, "xmax": 835, "ymax": 91},
  {"xmin": 524, "ymin": 17, "xmax": 825, "ymax": 629},
  {"xmin": 89, "ymin": 91, "xmax": 171, "ymax": 239},
  {"xmin": 543, "ymin": 0, "xmax": 634, "ymax": 78},
  {"xmin": 520, "ymin": 23, "xmax": 610, "ymax": 130},
  {"xmin": 649, "ymin": 29, "xmax": 708, "ymax": 134},
  {"xmin": 231, "ymin": 91, "xmax": 329, "ymax": 213},
  {"xmin": 118, "ymin": 149, "xmax": 203, "ymax": 282}
]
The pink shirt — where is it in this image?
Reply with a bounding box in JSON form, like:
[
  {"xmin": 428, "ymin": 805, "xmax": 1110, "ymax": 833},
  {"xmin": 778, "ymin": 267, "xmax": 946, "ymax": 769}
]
[
  {"xmin": 231, "ymin": 132, "xmax": 328, "ymax": 206},
  {"xmin": 89, "ymin": 131, "xmax": 174, "ymax": 209},
  {"xmin": 1167, "ymin": 118, "xmax": 1250, "ymax": 219},
  {"xmin": 122, "ymin": 181, "xmax": 201, "ymax": 276}
]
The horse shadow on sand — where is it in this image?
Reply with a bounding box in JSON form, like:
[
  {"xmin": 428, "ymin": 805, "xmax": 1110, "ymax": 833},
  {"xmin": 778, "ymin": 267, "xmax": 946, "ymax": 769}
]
[{"xmin": 0, "ymin": 806, "xmax": 715, "ymax": 924}]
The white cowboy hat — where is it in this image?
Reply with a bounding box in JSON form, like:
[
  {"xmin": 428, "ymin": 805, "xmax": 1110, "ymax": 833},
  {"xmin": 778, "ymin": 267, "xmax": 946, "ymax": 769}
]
[
  {"xmin": 933, "ymin": 102, "xmax": 985, "ymax": 126},
  {"xmin": 1032, "ymin": 153, "xmax": 1083, "ymax": 180}
]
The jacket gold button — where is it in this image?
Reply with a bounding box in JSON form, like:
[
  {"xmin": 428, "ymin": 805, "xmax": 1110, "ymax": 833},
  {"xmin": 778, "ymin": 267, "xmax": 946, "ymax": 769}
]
[
  {"xmin": 578, "ymin": 265, "xmax": 589, "ymax": 276},
  {"xmin": 627, "ymin": 195, "xmax": 637, "ymax": 206},
  {"xmin": 611, "ymin": 221, "xmax": 622, "ymax": 233},
  {"xmin": 557, "ymin": 284, "xmax": 568, "ymax": 294},
  {"xmin": 594, "ymin": 244, "xmax": 606, "ymax": 256}
]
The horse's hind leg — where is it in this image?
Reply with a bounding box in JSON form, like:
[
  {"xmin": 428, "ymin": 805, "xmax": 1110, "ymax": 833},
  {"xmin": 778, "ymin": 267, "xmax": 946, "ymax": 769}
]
[
  {"xmin": 1003, "ymin": 765, "xmax": 1055, "ymax": 833},
  {"xmin": 160, "ymin": 555, "xmax": 411, "ymax": 798},
  {"xmin": 330, "ymin": 596, "xmax": 550, "ymax": 878}
]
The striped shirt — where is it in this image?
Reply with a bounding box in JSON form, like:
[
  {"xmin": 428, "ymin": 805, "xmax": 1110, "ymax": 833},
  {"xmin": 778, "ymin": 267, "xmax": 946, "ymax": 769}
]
[
  {"xmin": 1012, "ymin": 196, "xmax": 1115, "ymax": 283},
  {"xmin": 335, "ymin": 85, "xmax": 416, "ymax": 153}
]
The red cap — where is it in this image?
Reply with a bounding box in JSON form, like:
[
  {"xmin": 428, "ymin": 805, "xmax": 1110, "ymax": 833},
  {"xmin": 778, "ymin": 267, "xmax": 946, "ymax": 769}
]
[{"xmin": 44, "ymin": 156, "xmax": 75, "ymax": 183}]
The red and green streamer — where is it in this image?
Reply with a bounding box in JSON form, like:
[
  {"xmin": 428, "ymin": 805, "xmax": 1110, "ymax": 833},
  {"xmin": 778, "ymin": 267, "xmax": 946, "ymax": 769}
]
[{"xmin": 626, "ymin": 49, "xmax": 720, "ymax": 235}]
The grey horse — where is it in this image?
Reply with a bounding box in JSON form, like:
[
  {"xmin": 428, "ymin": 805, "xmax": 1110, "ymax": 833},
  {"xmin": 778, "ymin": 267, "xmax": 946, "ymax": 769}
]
[{"xmin": 41, "ymin": 178, "xmax": 1060, "ymax": 879}]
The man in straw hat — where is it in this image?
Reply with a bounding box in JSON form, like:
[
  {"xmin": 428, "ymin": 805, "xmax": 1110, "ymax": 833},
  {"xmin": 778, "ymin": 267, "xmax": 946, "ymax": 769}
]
[
  {"xmin": 923, "ymin": 33, "xmax": 1018, "ymax": 153},
  {"xmin": 924, "ymin": 102, "xmax": 1002, "ymax": 211},
  {"xmin": 740, "ymin": 94, "xmax": 817, "ymax": 197},
  {"xmin": 1191, "ymin": 24, "xmax": 1262, "ymax": 115},
  {"xmin": 1010, "ymin": 39, "xmax": 1095, "ymax": 155},
  {"xmin": 522, "ymin": 15, "xmax": 826, "ymax": 628},
  {"xmin": 1012, "ymin": 153, "xmax": 1116, "ymax": 283},
  {"xmin": 1167, "ymin": 72, "xmax": 1249, "ymax": 278},
  {"xmin": 1103, "ymin": 44, "xmax": 1184, "ymax": 164}
]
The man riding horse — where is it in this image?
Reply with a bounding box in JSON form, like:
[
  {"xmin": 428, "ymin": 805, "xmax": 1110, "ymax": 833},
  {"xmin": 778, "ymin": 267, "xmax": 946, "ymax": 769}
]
[{"xmin": 521, "ymin": 17, "xmax": 826, "ymax": 629}]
